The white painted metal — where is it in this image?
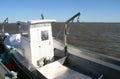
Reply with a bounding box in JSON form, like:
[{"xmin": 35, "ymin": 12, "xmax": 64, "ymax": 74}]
[
  {"xmin": 27, "ymin": 19, "xmax": 56, "ymax": 24},
  {"xmin": 7, "ymin": 19, "xmax": 55, "ymax": 67},
  {"xmin": 38, "ymin": 61, "xmax": 92, "ymax": 79},
  {"xmin": 29, "ymin": 23, "xmax": 54, "ymax": 67}
]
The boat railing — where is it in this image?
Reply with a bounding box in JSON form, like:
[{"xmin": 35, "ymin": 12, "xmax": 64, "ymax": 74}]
[
  {"xmin": 0, "ymin": 18, "xmax": 8, "ymax": 41},
  {"xmin": 1, "ymin": 18, "xmax": 8, "ymax": 34}
]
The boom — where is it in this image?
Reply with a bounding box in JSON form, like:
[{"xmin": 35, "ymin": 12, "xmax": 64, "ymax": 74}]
[{"xmin": 64, "ymin": 12, "xmax": 80, "ymax": 56}]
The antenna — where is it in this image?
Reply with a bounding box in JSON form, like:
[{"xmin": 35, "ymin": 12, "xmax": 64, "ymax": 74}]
[{"xmin": 41, "ymin": 13, "xmax": 44, "ymax": 20}]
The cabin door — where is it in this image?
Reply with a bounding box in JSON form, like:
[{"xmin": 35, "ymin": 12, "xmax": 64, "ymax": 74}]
[{"xmin": 37, "ymin": 26, "xmax": 54, "ymax": 60}]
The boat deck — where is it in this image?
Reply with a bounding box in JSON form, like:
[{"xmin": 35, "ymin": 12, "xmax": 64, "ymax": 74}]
[
  {"xmin": 0, "ymin": 38, "xmax": 119, "ymax": 79},
  {"xmin": 38, "ymin": 61, "xmax": 92, "ymax": 79}
]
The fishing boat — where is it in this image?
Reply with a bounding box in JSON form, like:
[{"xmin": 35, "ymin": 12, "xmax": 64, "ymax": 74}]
[{"xmin": 0, "ymin": 13, "xmax": 120, "ymax": 79}]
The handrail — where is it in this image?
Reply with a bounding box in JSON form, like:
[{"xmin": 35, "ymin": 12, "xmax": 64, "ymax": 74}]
[
  {"xmin": 0, "ymin": 18, "xmax": 8, "ymax": 41},
  {"xmin": 1, "ymin": 18, "xmax": 8, "ymax": 35}
]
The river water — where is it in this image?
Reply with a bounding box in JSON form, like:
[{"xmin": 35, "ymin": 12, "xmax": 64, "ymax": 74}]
[
  {"xmin": 52, "ymin": 22, "xmax": 120, "ymax": 58},
  {"xmin": 0, "ymin": 22, "xmax": 120, "ymax": 58}
]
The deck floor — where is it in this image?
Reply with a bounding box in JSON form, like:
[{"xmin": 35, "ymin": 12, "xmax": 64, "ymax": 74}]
[{"xmin": 38, "ymin": 61, "xmax": 92, "ymax": 79}]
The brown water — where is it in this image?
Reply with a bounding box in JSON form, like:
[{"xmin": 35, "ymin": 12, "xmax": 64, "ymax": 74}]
[
  {"xmin": 0, "ymin": 22, "xmax": 120, "ymax": 58},
  {"xmin": 52, "ymin": 22, "xmax": 120, "ymax": 58}
]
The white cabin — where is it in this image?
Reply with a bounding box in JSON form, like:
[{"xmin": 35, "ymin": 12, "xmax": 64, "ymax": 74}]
[{"xmin": 16, "ymin": 19, "xmax": 56, "ymax": 67}]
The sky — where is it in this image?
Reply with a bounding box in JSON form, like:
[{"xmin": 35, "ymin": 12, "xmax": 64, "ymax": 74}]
[{"xmin": 0, "ymin": 0, "xmax": 120, "ymax": 22}]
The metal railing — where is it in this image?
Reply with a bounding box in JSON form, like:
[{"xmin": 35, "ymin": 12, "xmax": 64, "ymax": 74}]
[{"xmin": 0, "ymin": 18, "xmax": 8, "ymax": 41}]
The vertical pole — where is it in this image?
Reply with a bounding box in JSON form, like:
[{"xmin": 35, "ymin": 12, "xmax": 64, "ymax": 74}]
[
  {"xmin": 41, "ymin": 14, "xmax": 44, "ymax": 20},
  {"xmin": 64, "ymin": 23, "xmax": 67, "ymax": 56},
  {"xmin": 63, "ymin": 12, "xmax": 80, "ymax": 56},
  {"xmin": 2, "ymin": 25, "xmax": 4, "ymax": 36},
  {"xmin": 18, "ymin": 23, "xmax": 21, "ymax": 33},
  {"xmin": 1, "ymin": 25, "xmax": 5, "ymax": 40},
  {"xmin": 1, "ymin": 18, "xmax": 8, "ymax": 38}
]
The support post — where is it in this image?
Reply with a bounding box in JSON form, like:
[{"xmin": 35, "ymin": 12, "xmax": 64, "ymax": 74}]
[
  {"xmin": 63, "ymin": 12, "xmax": 80, "ymax": 56},
  {"xmin": 64, "ymin": 23, "xmax": 68, "ymax": 56}
]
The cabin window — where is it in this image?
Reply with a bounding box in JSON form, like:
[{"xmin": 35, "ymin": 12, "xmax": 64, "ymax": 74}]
[{"xmin": 41, "ymin": 30, "xmax": 49, "ymax": 41}]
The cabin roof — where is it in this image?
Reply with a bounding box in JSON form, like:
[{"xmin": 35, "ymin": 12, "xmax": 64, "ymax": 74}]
[
  {"xmin": 28, "ymin": 19, "xmax": 56, "ymax": 24},
  {"xmin": 17, "ymin": 19, "xmax": 56, "ymax": 25}
]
